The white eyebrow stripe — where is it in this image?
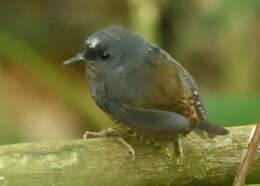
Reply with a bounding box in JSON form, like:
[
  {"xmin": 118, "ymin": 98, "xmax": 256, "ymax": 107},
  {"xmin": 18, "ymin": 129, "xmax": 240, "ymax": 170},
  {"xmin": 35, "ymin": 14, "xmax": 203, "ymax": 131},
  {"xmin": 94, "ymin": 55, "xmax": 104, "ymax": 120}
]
[{"xmin": 88, "ymin": 38, "xmax": 100, "ymax": 48}]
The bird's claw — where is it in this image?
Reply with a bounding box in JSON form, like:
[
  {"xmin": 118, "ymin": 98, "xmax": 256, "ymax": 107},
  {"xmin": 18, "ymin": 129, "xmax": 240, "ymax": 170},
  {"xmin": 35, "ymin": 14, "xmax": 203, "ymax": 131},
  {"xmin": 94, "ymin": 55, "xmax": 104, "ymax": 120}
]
[{"xmin": 83, "ymin": 128, "xmax": 135, "ymax": 161}]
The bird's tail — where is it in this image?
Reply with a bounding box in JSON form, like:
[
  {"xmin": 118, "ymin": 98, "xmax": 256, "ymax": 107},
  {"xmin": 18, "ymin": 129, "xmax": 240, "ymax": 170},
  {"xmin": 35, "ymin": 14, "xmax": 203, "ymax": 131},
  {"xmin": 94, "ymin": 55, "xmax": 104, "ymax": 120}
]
[{"xmin": 197, "ymin": 119, "xmax": 229, "ymax": 136}]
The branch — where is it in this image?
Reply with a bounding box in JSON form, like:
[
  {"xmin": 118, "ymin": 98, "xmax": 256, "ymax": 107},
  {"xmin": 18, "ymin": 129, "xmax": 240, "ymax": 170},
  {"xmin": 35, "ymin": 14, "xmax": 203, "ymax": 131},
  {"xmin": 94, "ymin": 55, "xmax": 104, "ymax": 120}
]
[
  {"xmin": 0, "ymin": 125, "xmax": 259, "ymax": 186},
  {"xmin": 233, "ymin": 120, "xmax": 260, "ymax": 186}
]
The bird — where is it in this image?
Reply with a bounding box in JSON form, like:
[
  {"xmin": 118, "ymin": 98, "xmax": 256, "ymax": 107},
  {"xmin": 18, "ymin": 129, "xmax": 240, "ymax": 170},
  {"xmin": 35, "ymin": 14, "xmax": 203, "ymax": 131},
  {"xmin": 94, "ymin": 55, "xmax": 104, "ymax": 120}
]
[{"xmin": 64, "ymin": 25, "xmax": 229, "ymax": 160}]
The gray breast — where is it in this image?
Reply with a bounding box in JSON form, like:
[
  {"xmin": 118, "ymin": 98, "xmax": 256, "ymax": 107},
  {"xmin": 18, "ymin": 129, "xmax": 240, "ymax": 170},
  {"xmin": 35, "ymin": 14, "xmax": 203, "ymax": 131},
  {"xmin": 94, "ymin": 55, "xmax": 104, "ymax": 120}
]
[{"xmin": 87, "ymin": 69, "xmax": 107, "ymax": 110}]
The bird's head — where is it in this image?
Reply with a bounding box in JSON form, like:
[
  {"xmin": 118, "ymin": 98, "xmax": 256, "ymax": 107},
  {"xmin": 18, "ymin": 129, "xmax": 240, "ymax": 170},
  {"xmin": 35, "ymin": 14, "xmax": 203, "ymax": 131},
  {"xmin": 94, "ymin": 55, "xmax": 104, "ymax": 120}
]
[{"xmin": 63, "ymin": 26, "xmax": 153, "ymax": 77}]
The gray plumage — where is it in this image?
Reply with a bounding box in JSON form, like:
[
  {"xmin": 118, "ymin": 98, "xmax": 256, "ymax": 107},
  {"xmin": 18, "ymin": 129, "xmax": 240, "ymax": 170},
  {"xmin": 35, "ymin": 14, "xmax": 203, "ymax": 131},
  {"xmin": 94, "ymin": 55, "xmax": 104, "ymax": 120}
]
[{"xmin": 64, "ymin": 26, "xmax": 229, "ymax": 139}]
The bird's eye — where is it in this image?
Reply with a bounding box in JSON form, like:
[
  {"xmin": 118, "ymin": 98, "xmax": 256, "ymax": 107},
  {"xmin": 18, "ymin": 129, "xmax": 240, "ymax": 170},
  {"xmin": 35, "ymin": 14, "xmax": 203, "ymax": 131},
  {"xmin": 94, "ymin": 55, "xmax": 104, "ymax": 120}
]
[{"xmin": 100, "ymin": 51, "xmax": 110, "ymax": 60}]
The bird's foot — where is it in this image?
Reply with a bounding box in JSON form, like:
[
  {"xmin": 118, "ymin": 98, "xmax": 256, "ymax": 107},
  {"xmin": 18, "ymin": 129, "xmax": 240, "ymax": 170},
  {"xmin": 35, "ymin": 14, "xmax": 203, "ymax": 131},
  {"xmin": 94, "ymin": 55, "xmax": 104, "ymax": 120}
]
[
  {"xmin": 117, "ymin": 137, "xmax": 135, "ymax": 161},
  {"xmin": 83, "ymin": 128, "xmax": 135, "ymax": 161}
]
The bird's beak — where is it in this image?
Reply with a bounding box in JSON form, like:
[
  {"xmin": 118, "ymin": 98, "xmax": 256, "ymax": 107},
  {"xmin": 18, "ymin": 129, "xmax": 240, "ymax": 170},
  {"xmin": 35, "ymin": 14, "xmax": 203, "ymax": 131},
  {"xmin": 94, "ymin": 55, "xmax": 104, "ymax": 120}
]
[{"xmin": 63, "ymin": 54, "xmax": 84, "ymax": 65}]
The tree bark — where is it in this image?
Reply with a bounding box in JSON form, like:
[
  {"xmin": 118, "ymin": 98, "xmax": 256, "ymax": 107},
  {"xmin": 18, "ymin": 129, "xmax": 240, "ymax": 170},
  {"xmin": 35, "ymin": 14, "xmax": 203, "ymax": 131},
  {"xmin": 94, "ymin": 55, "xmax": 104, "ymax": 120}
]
[{"xmin": 0, "ymin": 125, "xmax": 259, "ymax": 186}]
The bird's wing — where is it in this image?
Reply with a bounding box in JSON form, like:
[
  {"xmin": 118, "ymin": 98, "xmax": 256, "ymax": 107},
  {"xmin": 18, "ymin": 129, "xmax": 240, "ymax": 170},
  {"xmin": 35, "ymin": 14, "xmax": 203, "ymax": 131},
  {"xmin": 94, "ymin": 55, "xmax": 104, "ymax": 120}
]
[
  {"xmin": 141, "ymin": 49, "xmax": 229, "ymax": 136},
  {"xmin": 169, "ymin": 56, "xmax": 208, "ymax": 120},
  {"xmin": 163, "ymin": 53, "xmax": 229, "ymax": 136}
]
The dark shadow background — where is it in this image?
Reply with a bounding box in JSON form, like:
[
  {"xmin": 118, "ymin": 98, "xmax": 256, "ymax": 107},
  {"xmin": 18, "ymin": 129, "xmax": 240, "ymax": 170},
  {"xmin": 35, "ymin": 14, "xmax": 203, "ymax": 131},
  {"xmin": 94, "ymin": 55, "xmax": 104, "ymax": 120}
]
[{"xmin": 0, "ymin": 0, "xmax": 260, "ymax": 144}]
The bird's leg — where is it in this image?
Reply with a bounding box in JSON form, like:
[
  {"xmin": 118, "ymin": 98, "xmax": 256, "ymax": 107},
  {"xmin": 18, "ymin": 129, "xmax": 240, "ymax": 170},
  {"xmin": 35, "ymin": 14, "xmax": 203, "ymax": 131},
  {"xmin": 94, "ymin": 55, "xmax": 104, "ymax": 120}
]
[
  {"xmin": 83, "ymin": 128, "xmax": 135, "ymax": 161},
  {"xmin": 174, "ymin": 137, "xmax": 184, "ymax": 159}
]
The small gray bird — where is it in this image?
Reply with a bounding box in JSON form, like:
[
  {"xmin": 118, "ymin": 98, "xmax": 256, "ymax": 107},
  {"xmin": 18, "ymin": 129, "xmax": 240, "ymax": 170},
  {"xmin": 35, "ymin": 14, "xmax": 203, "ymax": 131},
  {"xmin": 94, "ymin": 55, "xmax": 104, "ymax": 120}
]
[{"xmin": 64, "ymin": 26, "xmax": 228, "ymax": 160}]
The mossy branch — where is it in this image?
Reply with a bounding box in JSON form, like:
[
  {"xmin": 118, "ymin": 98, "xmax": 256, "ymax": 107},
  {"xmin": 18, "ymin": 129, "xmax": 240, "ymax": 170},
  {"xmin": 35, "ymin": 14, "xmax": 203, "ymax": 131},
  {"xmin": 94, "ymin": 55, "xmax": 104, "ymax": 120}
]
[{"xmin": 0, "ymin": 125, "xmax": 259, "ymax": 186}]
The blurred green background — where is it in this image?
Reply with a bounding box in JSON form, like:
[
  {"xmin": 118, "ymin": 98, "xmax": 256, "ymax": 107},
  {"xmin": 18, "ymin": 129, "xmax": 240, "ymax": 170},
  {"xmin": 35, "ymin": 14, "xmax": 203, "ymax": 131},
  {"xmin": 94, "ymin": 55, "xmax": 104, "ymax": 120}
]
[{"xmin": 0, "ymin": 0, "xmax": 260, "ymax": 145}]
